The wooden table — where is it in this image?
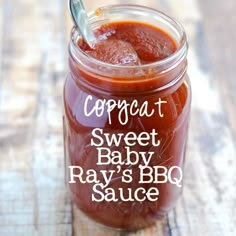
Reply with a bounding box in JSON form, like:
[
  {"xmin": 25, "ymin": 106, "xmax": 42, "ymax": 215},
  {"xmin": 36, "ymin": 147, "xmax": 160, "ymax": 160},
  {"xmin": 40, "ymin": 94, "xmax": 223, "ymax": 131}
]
[{"xmin": 0, "ymin": 0, "xmax": 235, "ymax": 235}]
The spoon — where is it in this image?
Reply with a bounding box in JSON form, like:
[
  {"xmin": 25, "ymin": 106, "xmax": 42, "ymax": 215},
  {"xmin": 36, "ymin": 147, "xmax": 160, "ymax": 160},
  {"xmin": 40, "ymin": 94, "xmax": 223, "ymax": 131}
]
[{"xmin": 69, "ymin": 0, "xmax": 97, "ymax": 48}]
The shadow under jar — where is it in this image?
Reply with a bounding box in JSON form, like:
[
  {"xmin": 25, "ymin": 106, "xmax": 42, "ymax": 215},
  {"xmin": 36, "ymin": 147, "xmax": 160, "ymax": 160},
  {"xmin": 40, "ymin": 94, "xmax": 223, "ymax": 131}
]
[{"xmin": 63, "ymin": 4, "xmax": 191, "ymax": 230}]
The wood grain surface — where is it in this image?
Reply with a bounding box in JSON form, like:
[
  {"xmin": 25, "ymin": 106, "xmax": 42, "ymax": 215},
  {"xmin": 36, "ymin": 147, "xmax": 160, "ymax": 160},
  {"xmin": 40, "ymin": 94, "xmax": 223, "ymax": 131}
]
[{"xmin": 0, "ymin": 0, "xmax": 235, "ymax": 236}]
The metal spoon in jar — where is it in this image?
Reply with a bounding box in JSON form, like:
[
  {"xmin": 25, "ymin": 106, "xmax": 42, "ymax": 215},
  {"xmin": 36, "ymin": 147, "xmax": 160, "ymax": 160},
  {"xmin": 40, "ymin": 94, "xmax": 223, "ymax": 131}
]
[{"xmin": 69, "ymin": 0, "xmax": 97, "ymax": 48}]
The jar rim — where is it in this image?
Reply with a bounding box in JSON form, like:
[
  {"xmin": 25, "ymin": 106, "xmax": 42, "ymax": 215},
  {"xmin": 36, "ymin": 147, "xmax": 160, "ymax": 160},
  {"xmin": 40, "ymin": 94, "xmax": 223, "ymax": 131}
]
[{"xmin": 69, "ymin": 4, "xmax": 187, "ymax": 72}]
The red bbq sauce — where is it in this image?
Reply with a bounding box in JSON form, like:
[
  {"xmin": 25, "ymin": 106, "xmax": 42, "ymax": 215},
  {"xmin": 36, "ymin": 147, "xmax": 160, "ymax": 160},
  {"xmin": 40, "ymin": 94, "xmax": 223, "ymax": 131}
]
[
  {"xmin": 64, "ymin": 20, "xmax": 190, "ymax": 229},
  {"xmin": 79, "ymin": 21, "xmax": 177, "ymax": 64}
]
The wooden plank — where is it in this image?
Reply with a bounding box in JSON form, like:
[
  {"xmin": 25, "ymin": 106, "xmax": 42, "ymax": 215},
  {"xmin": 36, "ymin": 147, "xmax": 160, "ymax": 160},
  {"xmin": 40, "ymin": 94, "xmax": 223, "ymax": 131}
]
[
  {"xmin": 0, "ymin": 0, "xmax": 71, "ymax": 235},
  {"xmin": 171, "ymin": 0, "xmax": 236, "ymax": 235},
  {"xmin": 69, "ymin": 0, "xmax": 236, "ymax": 235},
  {"xmin": 0, "ymin": 0, "xmax": 235, "ymax": 235},
  {"xmin": 197, "ymin": 0, "xmax": 236, "ymax": 143},
  {"xmin": 0, "ymin": 1, "xmax": 2, "ymax": 86}
]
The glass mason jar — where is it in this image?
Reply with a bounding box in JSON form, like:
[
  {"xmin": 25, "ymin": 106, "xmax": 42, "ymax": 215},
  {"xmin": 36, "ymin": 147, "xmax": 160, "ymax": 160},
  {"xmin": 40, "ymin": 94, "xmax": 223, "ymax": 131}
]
[{"xmin": 64, "ymin": 4, "xmax": 191, "ymax": 230}]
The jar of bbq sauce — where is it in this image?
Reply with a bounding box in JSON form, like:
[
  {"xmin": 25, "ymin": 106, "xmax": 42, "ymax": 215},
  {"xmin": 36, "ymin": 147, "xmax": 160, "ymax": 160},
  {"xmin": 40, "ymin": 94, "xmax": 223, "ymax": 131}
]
[{"xmin": 64, "ymin": 4, "xmax": 191, "ymax": 230}]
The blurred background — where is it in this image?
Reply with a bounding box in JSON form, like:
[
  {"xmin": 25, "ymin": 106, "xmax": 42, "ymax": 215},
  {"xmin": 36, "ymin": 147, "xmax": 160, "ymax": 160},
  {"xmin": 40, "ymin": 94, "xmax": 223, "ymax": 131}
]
[{"xmin": 0, "ymin": 0, "xmax": 235, "ymax": 235}]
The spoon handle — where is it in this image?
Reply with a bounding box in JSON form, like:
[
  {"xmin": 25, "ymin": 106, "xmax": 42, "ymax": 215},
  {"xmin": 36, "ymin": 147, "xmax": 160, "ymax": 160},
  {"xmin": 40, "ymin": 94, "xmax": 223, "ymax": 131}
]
[{"xmin": 69, "ymin": 0, "xmax": 96, "ymax": 48}]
